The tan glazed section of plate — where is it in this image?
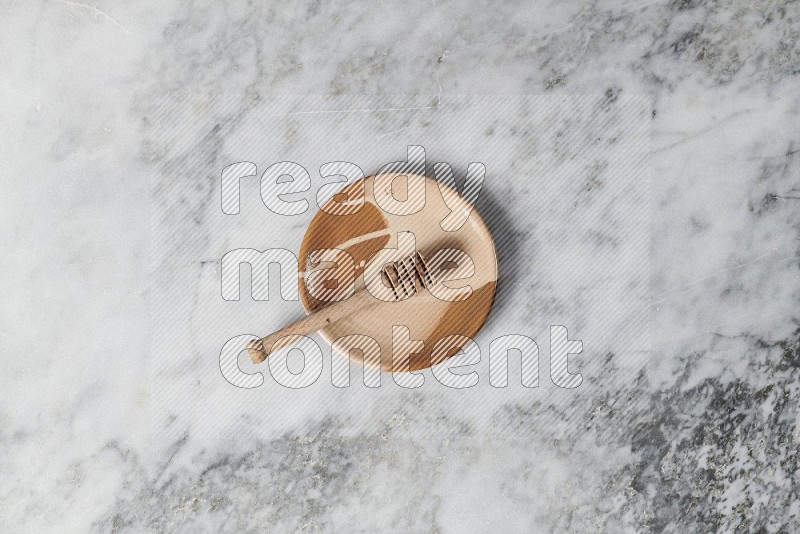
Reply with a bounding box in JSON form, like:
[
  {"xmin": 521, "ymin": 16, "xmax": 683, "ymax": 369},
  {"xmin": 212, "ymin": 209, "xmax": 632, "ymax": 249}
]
[{"xmin": 298, "ymin": 173, "xmax": 498, "ymax": 372}]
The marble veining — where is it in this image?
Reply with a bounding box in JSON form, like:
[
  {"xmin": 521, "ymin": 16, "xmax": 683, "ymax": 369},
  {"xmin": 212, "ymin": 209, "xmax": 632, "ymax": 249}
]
[{"xmin": 1, "ymin": 0, "xmax": 799, "ymax": 532}]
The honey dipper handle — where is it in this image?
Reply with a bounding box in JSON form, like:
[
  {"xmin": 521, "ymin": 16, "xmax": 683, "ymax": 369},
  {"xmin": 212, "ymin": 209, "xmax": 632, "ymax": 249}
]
[{"xmin": 247, "ymin": 289, "xmax": 378, "ymax": 363}]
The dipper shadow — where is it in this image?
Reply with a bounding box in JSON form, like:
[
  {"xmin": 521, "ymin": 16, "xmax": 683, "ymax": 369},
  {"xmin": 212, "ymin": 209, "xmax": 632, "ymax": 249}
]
[{"xmin": 368, "ymin": 164, "xmax": 525, "ymax": 331}]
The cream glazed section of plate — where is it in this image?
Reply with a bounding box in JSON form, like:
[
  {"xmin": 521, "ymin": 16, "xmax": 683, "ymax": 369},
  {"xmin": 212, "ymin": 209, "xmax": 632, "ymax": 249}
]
[{"xmin": 298, "ymin": 173, "xmax": 498, "ymax": 372}]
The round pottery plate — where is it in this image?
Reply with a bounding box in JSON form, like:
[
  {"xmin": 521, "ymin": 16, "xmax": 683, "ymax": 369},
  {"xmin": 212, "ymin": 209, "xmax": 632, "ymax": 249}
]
[{"xmin": 298, "ymin": 173, "xmax": 497, "ymax": 372}]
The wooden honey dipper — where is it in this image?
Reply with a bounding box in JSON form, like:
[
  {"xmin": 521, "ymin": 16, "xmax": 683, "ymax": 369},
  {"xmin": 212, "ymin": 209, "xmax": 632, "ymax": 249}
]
[{"xmin": 246, "ymin": 251, "xmax": 434, "ymax": 363}]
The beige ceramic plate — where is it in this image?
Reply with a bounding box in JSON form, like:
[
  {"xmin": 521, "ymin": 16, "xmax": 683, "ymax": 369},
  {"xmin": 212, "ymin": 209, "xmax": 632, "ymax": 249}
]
[{"xmin": 298, "ymin": 173, "xmax": 497, "ymax": 372}]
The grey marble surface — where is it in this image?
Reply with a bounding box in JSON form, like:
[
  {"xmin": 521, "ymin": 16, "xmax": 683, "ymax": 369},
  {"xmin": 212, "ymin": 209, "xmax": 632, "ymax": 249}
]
[{"xmin": 2, "ymin": 0, "xmax": 799, "ymax": 532}]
